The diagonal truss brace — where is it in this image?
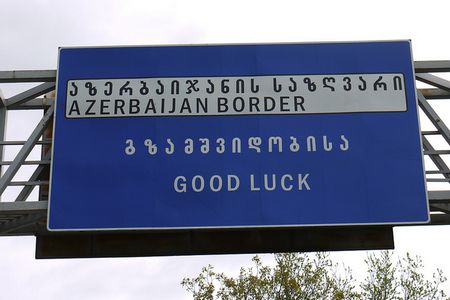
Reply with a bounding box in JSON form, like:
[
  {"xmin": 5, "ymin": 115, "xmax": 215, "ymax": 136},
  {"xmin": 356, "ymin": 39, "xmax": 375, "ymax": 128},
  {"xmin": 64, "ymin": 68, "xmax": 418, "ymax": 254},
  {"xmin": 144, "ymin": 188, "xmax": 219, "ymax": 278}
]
[
  {"xmin": 416, "ymin": 73, "xmax": 450, "ymax": 92},
  {"xmin": 417, "ymin": 91, "xmax": 450, "ymax": 145},
  {"xmin": 5, "ymin": 82, "xmax": 56, "ymax": 108}
]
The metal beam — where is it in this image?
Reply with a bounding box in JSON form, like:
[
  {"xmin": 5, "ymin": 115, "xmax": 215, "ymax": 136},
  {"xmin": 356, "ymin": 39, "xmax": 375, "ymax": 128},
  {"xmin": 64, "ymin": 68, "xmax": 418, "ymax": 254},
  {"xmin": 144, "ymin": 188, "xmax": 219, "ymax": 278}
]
[
  {"xmin": 430, "ymin": 214, "xmax": 450, "ymax": 225},
  {"xmin": 429, "ymin": 191, "xmax": 450, "ymax": 213},
  {"xmin": 424, "ymin": 150, "xmax": 450, "ymax": 155},
  {"xmin": 0, "ymin": 70, "xmax": 56, "ymax": 83},
  {"xmin": 414, "ymin": 61, "xmax": 450, "ymax": 73},
  {"xmin": 429, "ymin": 190, "xmax": 450, "ymax": 201},
  {"xmin": 0, "ymin": 201, "xmax": 48, "ymax": 214},
  {"xmin": 427, "ymin": 179, "xmax": 450, "ymax": 183},
  {"xmin": 0, "ymin": 103, "xmax": 54, "ymax": 195},
  {"xmin": 9, "ymin": 181, "xmax": 49, "ymax": 186},
  {"xmin": 0, "ymin": 212, "xmax": 46, "ymax": 234},
  {"xmin": 5, "ymin": 82, "xmax": 56, "ymax": 108},
  {"xmin": 0, "ymin": 160, "xmax": 50, "ymax": 166},
  {"xmin": 15, "ymin": 152, "xmax": 50, "ymax": 202},
  {"xmin": 427, "ymin": 170, "xmax": 450, "ymax": 175},
  {"xmin": 426, "ymin": 190, "xmax": 450, "ymax": 216},
  {"xmin": 35, "ymin": 226, "xmax": 394, "ymax": 259},
  {"xmin": 0, "ymin": 140, "xmax": 51, "ymax": 146},
  {"xmin": 422, "ymin": 130, "xmax": 440, "ymax": 136}
]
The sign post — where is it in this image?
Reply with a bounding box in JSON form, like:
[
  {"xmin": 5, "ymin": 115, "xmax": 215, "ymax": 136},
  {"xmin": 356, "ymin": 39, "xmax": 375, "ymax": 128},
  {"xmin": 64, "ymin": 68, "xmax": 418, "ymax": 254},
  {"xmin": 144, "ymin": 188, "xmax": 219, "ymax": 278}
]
[{"xmin": 48, "ymin": 41, "xmax": 429, "ymax": 231}]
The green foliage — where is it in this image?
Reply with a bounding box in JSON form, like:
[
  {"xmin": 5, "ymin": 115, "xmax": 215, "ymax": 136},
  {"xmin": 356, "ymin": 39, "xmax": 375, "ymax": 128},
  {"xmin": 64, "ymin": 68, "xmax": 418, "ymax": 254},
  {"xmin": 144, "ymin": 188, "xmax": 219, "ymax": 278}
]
[
  {"xmin": 181, "ymin": 251, "xmax": 449, "ymax": 300},
  {"xmin": 360, "ymin": 251, "xmax": 398, "ymax": 299},
  {"xmin": 360, "ymin": 251, "xmax": 448, "ymax": 300}
]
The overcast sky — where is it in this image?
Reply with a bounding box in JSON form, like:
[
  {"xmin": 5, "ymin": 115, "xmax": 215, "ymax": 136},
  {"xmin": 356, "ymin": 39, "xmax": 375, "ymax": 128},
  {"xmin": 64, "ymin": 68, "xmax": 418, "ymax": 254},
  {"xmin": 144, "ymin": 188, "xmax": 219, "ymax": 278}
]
[{"xmin": 1, "ymin": 0, "xmax": 450, "ymax": 299}]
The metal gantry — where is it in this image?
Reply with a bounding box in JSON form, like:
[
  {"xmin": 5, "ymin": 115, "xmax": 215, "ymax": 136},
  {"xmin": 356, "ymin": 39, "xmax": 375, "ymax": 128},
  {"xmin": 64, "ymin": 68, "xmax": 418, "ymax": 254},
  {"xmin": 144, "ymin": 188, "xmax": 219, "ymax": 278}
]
[{"xmin": 0, "ymin": 62, "xmax": 449, "ymax": 236}]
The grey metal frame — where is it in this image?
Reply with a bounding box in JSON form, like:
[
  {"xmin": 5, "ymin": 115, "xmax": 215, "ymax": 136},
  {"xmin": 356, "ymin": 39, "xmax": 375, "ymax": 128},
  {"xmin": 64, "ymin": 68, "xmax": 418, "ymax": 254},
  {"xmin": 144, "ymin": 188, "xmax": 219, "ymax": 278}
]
[{"xmin": 0, "ymin": 63, "xmax": 449, "ymax": 236}]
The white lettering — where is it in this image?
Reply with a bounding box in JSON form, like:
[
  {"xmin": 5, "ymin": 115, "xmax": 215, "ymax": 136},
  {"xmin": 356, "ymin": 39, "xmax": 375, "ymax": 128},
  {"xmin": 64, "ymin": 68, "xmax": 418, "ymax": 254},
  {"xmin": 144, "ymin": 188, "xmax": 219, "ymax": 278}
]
[
  {"xmin": 298, "ymin": 174, "xmax": 311, "ymax": 190},
  {"xmin": 227, "ymin": 175, "xmax": 240, "ymax": 191},
  {"xmin": 210, "ymin": 175, "xmax": 222, "ymax": 192},
  {"xmin": 174, "ymin": 176, "xmax": 187, "ymax": 193},
  {"xmin": 264, "ymin": 174, "xmax": 276, "ymax": 191},
  {"xmin": 281, "ymin": 174, "xmax": 293, "ymax": 191},
  {"xmin": 250, "ymin": 174, "xmax": 260, "ymax": 191},
  {"xmin": 192, "ymin": 175, "xmax": 205, "ymax": 192}
]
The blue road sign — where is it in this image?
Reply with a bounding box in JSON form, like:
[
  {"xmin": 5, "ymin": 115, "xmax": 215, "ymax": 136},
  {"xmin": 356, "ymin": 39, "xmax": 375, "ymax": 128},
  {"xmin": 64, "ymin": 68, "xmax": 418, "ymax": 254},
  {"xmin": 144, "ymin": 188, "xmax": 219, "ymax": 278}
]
[{"xmin": 48, "ymin": 41, "xmax": 429, "ymax": 231}]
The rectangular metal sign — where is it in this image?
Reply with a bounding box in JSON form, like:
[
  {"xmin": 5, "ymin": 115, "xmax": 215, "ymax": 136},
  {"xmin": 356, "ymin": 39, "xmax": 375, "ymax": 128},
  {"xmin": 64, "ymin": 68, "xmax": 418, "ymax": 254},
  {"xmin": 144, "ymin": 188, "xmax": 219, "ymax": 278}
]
[{"xmin": 48, "ymin": 41, "xmax": 429, "ymax": 231}]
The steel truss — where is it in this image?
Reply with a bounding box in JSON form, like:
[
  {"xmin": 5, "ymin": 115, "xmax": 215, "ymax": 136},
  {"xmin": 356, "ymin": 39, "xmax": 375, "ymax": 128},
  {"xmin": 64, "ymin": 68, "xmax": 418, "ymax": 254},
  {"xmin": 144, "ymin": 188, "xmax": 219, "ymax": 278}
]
[{"xmin": 0, "ymin": 63, "xmax": 449, "ymax": 236}]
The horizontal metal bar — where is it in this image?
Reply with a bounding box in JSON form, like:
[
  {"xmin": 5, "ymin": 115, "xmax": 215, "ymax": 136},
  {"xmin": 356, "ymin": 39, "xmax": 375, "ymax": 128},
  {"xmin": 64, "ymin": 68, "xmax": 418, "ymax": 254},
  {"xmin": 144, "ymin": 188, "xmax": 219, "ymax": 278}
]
[
  {"xmin": 419, "ymin": 88, "xmax": 450, "ymax": 100},
  {"xmin": 9, "ymin": 181, "xmax": 49, "ymax": 186},
  {"xmin": 0, "ymin": 201, "xmax": 48, "ymax": 214},
  {"xmin": 0, "ymin": 70, "xmax": 56, "ymax": 83},
  {"xmin": 414, "ymin": 61, "xmax": 450, "ymax": 73},
  {"xmin": 426, "ymin": 170, "xmax": 450, "ymax": 175},
  {"xmin": 0, "ymin": 218, "xmax": 17, "ymax": 222},
  {"xmin": 0, "ymin": 214, "xmax": 22, "ymax": 219},
  {"xmin": 0, "ymin": 160, "xmax": 50, "ymax": 165},
  {"xmin": 0, "ymin": 64, "xmax": 439, "ymax": 81},
  {"xmin": 424, "ymin": 150, "xmax": 450, "ymax": 155},
  {"xmin": 426, "ymin": 178, "xmax": 450, "ymax": 182},
  {"xmin": 428, "ymin": 190, "xmax": 450, "ymax": 201},
  {"xmin": 0, "ymin": 66, "xmax": 446, "ymax": 82},
  {"xmin": 422, "ymin": 130, "xmax": 440, "ymax": 136},
  {"xmin": 430, "ymin": 214, "xmax": 450, "ymax": 225},
  {"xmin": 0, "ymin": 140, "xmax": 51, "ymax": 145}
]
